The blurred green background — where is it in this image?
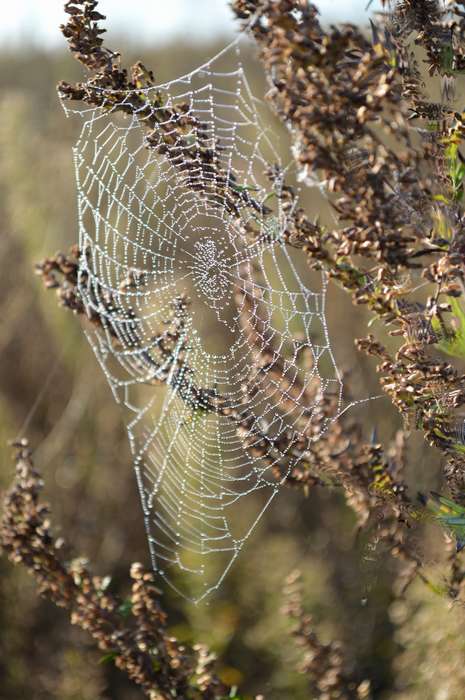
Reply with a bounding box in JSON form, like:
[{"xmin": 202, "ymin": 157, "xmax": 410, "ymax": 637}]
[{"xmin": 0, "ymin": 6, "xmax": 462, "ymax": 699}]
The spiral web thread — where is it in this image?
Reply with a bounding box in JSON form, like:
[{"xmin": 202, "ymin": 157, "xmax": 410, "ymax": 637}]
[{"xmin": 63, "ymin": 37, "xmax": 367, "ymax": 602}]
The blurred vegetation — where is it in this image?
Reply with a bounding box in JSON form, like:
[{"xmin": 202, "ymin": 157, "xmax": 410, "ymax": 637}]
[{"xmin": 0, "ymin": 25, "xmax": 461, "ymax": 700}]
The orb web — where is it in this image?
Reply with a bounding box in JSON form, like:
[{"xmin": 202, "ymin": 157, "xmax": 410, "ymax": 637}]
[{"xmin": 62, "ymin": 37, "xmax": 358, "ymax": 602}]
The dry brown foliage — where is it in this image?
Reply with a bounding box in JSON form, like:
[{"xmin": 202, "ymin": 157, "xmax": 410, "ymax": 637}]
[{"xmin": 5, "ymin": 0, "xmax": 465, "ymax": 697}]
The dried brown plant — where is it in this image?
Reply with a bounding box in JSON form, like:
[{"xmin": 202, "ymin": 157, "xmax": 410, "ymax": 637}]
[
  {"xmin": 282, "ymin": 571, "xmax": 372, "ymax": 700},
  {"xmin": 0, "ymin": 440, "xmax": 229, "ymax": 700},
  {"xmin": 5, "ymin": 0, "xmax": 465, "ymax": 696}
]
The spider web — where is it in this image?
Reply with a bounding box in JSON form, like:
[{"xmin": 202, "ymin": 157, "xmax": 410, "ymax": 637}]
[{"xmin": 62, "ymin": 36, "xmax": 367, "ymax": 602}]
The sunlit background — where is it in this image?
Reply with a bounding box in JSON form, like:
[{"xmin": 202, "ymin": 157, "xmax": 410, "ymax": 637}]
[
  {"xmin": 0, "ymin": 3, "xmax": 455, "ymax": 700},
  {"xmin": 2, "ymin": 0, "xmax": 382, "ymax": 46}
]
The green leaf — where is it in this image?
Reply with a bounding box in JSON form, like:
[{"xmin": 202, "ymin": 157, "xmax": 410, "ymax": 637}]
[
  {"xmin": 425, "ymin": 492, "xmax": 465, "ymax": 550},
  {"xmin": 440, "ymin": 44, "xmax": 455, "ymax": 73},
  {"xmin": 99, "ymin": 651, "xmax": 118, "ymax": 665},
  {"xmin": 262, "ymin": 190, "xmax": 277, "ymax": 204},
  {"xmin": 230, "ymin": 183, "xmax": 260, "ymax": 193},
  {"xmin": 433, "ymin": 194, "xmax": 450, "ymax": 204},
  {"xmin": 425, "ymin": 579, "xmax": 449, "ymax": 597},
  {"xmin": 434, "ymin": 297, "xmax": 465, "ymax": 360},
  {"xmin": 431, "ymin": 494, "xmax": 465, "ymax": 516},
  {"xmin": 117, "ymin": 599, "xmax": 133, "ymax": 618}
]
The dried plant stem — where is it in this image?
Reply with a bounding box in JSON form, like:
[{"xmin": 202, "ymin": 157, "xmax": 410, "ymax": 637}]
[{"xmin": 0, "ymin": 441, "xmax": 229, "ymax": 700}]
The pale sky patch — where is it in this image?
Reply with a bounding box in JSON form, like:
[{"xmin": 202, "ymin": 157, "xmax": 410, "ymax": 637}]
[{"xmin": 2, "ymin": 0, "xmax": 383, "ymax": 48}]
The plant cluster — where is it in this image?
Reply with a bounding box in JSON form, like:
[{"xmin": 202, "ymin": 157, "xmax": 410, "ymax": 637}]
[
  {"xmin": 5, "ymin": 0, "xmax": 465, "ymax": 697},
  {"xmin": 1, "ymin": 441, "xmax": 230, "ymax": 700}
]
